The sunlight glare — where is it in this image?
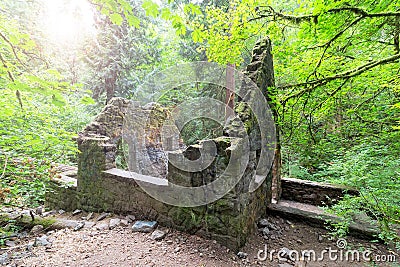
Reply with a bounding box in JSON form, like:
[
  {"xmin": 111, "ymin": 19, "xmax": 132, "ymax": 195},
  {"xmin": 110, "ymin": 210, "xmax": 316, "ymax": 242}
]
[{"xmin": 41, "ymin": 0, "xmax": 96, "ymax": 44}]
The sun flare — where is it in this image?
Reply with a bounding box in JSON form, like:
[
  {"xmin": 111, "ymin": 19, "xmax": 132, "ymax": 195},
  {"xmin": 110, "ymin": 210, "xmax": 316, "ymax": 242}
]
[{"xmin": 41, "ymin": 0, "xmax": 96, "ymax": 44}]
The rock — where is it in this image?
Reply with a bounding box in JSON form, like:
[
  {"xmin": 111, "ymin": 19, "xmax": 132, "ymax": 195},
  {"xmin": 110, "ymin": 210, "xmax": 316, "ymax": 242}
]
[
  {"xmin": 86, "ymin": 212, "xmax": 94, "ymax": 220},
  {"xmin": 8, "ymin": 212, "xmax": 21, "ymax": 220},
  {"xmin": 278, "ymin": 264, "xmax": 294, "ymax": 267},
  {"xmin": 36, "ymin": 206, "xmax": 43, "ymax": 216},
  {"xmin": 150, "ymin": 230, "xmax": 166, "ymax": 241},
  {"xmin": 0, "ymin": 253, "xmax": 8, "ymax": 265},
  {"xmin": 21, "ymin": 210, "xmax": 31, "ymax": 216},
  {"xmin": 95, "ymin": 223, "xmax": 109, "ymax": 231},
  {"xmin": 27, "ymin": 241, "xmax": 34, "ymax": 251},
  {"xmin": 258, "ymin": 218, "xmax": 278, "ymax": 231},
  {"xmin": 1, "ymin": 207, "xmax": 14, "ymax": 212},
  {"xmin": 42, "ymin": 210, "xmax": 56, "ymax": 217},
  {"xmin": 17, "ymin": 231, "xmax": 28, "ymax": 239},
  {"xmin": 58, "ymin": 209, "xmax": 66, "ymax": 215},
  {"xmin": 166, "ymin": 240, "xmax": 173, "ymax": 245},
  {"xmin": 258, "ymin": 218, "xmax": 269, "ymax": 228},
  {"xmin": 126, "ymin": 215, "xmax": 136, "ymax": 223},
  {"xmin": 132, "ymin": 221, "xmax": 157, "ymax": 233},
  {"xmin": 3, "ymin": 224, "xmax": 12, "ymax": 232},
  {"xmin": 174, "ymin": 247, "xmax": 181, "ymax": 253},
  {"xmin": 30, "ymin": 225, "xmax": 44, "ymax": 234},
  {"xmin": 72, "ymin": 209, "xmax": 82, "ymax": 216},
  {"xmin": 73, "ymin": 222, "xmax": 85, "ymax": 231},
  {"xmin": 34, "ymin": 235, "xmax": 51, "ymax": 247},
  {"xmin": 5, "ymin": 240, "xmax": 16, "ymax": 247},
  {"xmin": 96, "ymin": 212, "xmax": 110, "ymax": 222},
  {"xmin": 84, "ymin": 222, "xmax": 96, "ymax": 228},
  {"xmin": 262, "ymin": 227, "xmax": 270, "ymax": 236},
  {"xmin": 51, "ymin": 219, "xmax": 81, "ymax": 229},
  {"xmin": 120, "ymin": 219, "xmax": 129, "ymax": 227},
  {"xmin": 318, "ymin": 235, "xmax": 323, "ymax": 242},
  {"xmin": 109, "ymin": 218, "xmax": 121, "ymax": 230},
  {"xmin": 237, "ymin": 252, "xmax": 248, "ymax": 259}
]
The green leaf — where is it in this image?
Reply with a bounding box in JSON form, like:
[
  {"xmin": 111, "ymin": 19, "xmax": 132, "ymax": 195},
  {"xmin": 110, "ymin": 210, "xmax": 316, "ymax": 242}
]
[
  {"xmin": 127, "ymin": 15, "xmax": 140, "ymax": 28},
  {"xmin": 100, "ymin": 7, "xmax": 110, "ymax": 16},
  {"xmin": 142, "ymin": 0, "xmax": 159, "ymax": 17},
  {"xmin": 161, "ymin": 8, "xmax": 172, "ymax": 20},
  {"xmin": 183, "ymin": 3, "xmax": 201, "ymax": 15},
  {"xmin": 171, "ymin": 15, "xmax": 186, "ymax": 36},
  {"xmin": 110, "ymin": 13, "xmax": 123, "ymax": 25},
  {"xmin": 51, "ymin": 94, "xmax": 66, "ymax": 107},
  {"xmin": 80, "ymin": 96, "xmax": 96, "ymax": 105},
  {"xmin": 192, "ymin": 29, "xmax": 203, "ymax": 43}
]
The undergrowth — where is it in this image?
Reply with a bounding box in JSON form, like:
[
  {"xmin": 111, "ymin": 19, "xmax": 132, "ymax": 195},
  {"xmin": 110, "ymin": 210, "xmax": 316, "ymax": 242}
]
[
  {"xmin": 0, "ymin": 89, "xmax": 96, "ymax": 209},
  {"xmin": 283, "ymin": 134, "xmax": 400, "ymax": 248}
]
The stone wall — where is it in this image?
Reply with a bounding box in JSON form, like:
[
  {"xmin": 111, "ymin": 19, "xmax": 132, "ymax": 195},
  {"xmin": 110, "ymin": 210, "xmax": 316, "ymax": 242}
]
[
  {"xmin": 70, "ymin": 136, "xmax": 267, "ymax": 250},
  {"xmin": 46, "ymin": 169, "xmax": 78, "ymax": 211},
  {"xmin": 281, "ymin": 177, "xmax": 359, "ymax": 206},
  {"xmin": 47, "ymin": 37, "xmax": 278, "ymax": 251}
]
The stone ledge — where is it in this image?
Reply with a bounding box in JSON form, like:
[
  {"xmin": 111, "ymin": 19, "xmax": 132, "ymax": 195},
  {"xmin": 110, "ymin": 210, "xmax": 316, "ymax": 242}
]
[
  {"xmin": 103, "ymin": 168, "xmax": 168, "ymax": 186},
  {"xmin": 267, "ymin": 200, "xmax": 380, "ymax": 239}
]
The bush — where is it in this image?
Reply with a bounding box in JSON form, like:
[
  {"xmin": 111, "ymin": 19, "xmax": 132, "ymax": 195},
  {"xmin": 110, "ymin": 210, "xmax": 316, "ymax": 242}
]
[
  {"xmin": 0, "ymin": 89, "xmax": 96, "ymax": 207},
  {"xmin": 283, "ymin": 136, "xmax": 400, "ymax": 246}
]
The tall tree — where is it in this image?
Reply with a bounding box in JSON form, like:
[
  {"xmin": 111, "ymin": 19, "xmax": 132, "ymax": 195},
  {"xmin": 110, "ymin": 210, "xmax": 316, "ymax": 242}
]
[
  {"xmin": 83, "ymin": 6, "xmax": 161, "ymax": 102},
  {"xmin": 187, "ymin": 0, "xmax": 400, "ymax": 151}
]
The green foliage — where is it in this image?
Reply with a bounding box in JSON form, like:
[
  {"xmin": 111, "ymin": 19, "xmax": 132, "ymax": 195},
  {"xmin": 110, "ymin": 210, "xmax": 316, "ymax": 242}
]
[
  {"xmin": 286, "ymin": 139, "xmax": 400, "ymax": 246},
  {"xmin": 183, "ymin": 0, "xmax": 400, "ymax": 246},
  {"xmin": 0, "ymin": 88, "xmax": 95, "ymax": 208},
  {"xmin": 91, "ymin": 0, "xmax": 141, "ymax": 28},
  {"xmin": 0, "ymin": 158, "xmax": 50, "ymax": 208},
  {"xmin": 156, "ymin": 83, "xmax": 225, "ymax": 145},
  {"xmin": 142, "ymin": 0, "xmax": 160, "ymax": 18},
  {"xmin": 1, "ymin": 0, "xmax": 399, "ymax": 249},
  {"xmin": 84, "ymin": 1, "xmax": 162, "ymax": 102},
  {"xmin": 180, "ymin": 118, "xmax": 223, "ymax": 146},
  {"xmin": 0, "ymin": 89, "xmax": 92, "ymax": 161}
]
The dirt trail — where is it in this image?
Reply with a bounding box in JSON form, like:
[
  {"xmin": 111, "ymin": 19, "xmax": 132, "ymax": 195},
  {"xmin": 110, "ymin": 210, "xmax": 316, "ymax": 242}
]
[{"xmin": 3, "ymin": 214, "xmax": 399, "ymax": 267}]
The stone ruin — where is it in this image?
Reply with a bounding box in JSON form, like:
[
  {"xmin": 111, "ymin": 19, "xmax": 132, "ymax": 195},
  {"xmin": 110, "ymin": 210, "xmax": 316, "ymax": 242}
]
[{"xmin": 47, "ymin": 38, "xmax": 279, "ymax": 251}]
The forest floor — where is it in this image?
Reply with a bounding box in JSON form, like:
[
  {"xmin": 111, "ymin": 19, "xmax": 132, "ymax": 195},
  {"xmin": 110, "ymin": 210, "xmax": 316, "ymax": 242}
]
[{"xmin": 2, "ymin": 212, "xmax": 399, "ymax": 267}]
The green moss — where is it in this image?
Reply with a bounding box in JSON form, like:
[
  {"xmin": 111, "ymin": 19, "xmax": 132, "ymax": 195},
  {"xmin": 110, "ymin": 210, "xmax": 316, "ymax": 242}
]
[
  {"xmin": 235, "ymin": 102, "xmax": 247, "ymax": 114},
  {"xmin": 0, "ymin": 213, "xmax": 56, "ymax": 229},
  {"xmin": 169, "ymin": 207, "xmax": 205, "ymax": 233}
]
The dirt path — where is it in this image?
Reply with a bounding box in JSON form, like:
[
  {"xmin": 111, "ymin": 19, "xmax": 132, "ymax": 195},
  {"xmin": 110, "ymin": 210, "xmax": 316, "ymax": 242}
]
[{"xmin": 3, "ymin": 214, "xmax": 399, "ymax": 267}]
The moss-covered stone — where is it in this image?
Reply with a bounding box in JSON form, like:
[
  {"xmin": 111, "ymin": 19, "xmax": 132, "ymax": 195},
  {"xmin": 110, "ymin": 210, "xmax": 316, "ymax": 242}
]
[
  {"xmin": 49, "ymin": 37, "xmax": 279, "ymax": 252},
  {"xmin": 0, "ymin": 213, "xmax": 56, "ymax": 229}
]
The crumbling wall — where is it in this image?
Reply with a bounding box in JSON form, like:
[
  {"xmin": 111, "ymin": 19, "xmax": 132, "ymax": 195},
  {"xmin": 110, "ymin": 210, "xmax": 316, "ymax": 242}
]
[{"xmin": 49, "ymin": 37, "xmax": 278, "ymax": 252}]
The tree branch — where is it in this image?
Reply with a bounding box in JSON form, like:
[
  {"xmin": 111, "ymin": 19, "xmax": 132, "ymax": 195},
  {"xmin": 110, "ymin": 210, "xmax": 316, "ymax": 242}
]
[
  {"xmin": 254, "ymin": 5, "xmax": 400, "ymax": 25},
  {"xmin": 281, "ymin": 53, "xmax": 400, "ymax": 103},
  {"xmin": 0, "ymin": 31, "xmax": 25, "ymax": 67},
  {"xmin": 0, "ymin": 52, "xmax": 15, "ymax": 82}
]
